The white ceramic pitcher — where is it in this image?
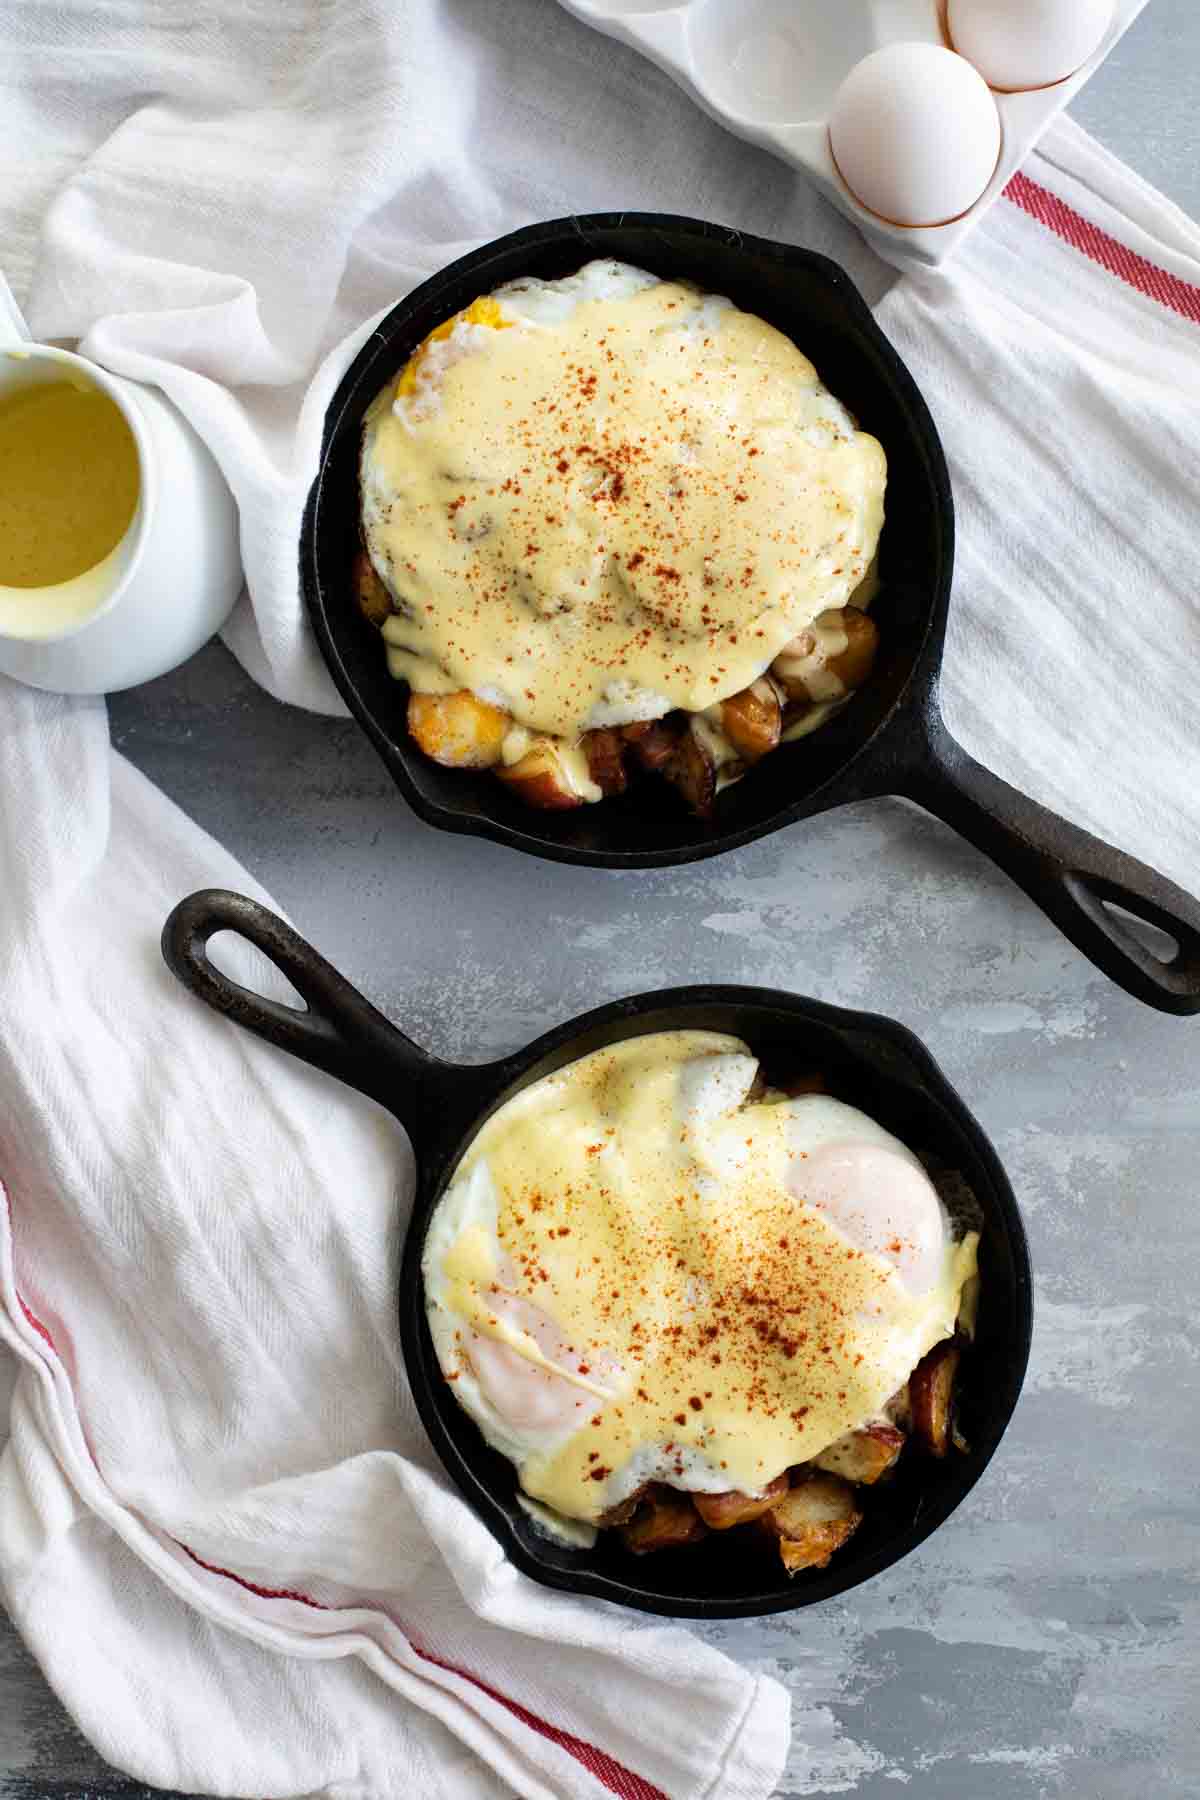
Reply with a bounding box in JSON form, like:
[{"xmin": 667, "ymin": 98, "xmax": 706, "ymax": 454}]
[{"xmin": 0, "ymin": 274, "xmax": 242, "ymax": 694}]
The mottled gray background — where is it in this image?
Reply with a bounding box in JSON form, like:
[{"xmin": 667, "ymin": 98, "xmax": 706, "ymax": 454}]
[{"xmin": 4, "ymin": 2, "xmax": 1199, "ymax": 1796}]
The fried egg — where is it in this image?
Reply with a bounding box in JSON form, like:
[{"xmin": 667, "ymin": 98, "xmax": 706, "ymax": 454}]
[
  {"xmin": 423, "ymin": 1031, "xmax": 978, "ymax": 1529},
  {"xmin": 362, "ymin": 261, "xmax": 886, "ymax": 742}
]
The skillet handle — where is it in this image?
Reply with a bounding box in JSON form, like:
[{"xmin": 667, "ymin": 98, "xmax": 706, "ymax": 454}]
[
  {"xmin": 902, "ymin": 712, "xmax": 1200, "ymax": 1015},
  {"xmin": 161, "ymin": 889, "xmax": 462, "ymax": 1135}
]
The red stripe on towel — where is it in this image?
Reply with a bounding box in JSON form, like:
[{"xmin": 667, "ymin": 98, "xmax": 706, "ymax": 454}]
[
  {"xmin": 2, "ymin": 1202, "xmax": 667, "ymax": 1800},
  {"xmin": 180, "ymin": 1542, "xmax": 333, "ymax": 1610},
  {"xmin": 18, "ymin": 1294, "xmax": 56, "ymax": 1350},
  {"xmin": 179, "ymin": 1544, "xmax": 667, "ymax": 1800},
  {"xmin": 409, "ymin": 1645, "xmax": 670, "ymax": 1800},
  {"xmin": 1004, "ymin": 171, "xmax": 1200, "ymax": 326}
]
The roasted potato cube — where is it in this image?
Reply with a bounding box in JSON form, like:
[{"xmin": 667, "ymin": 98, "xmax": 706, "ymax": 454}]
[
  {"xmin": 353, "ymin": 550, "xmax": 392, "ymax": 628},
  {"xmin": 663, "ymin": 723, "xmax": 717, "ymax": 819},
  {"xmin": 599, "ymin": 1485, "xmax": 649, "ymax": 1529},
  {"xmin": 828, "ymin": 607, "xmax": 878, "ymax": 692},
  {"xmin": 620, "ymin": 1487, "xmax": 708, "ymax": 1554},
  {"xmin": 496, "ymin": 737, "xmax": 589, "ymax": 810},
  {"xmin": 762, "ymin": 1473, "xmax": 863, "ymax": 1574},
  {"xmin": 909, "ymin": 1338, "xmax": 962, "ymax": 1459},
  {"xmin": 622, "ymin": 717, "xmax": 683, "ymax": 773},
  {"xmin": 814, "ymin": 1423, "xmax": 905, "ymax": 1486},
  {"xmin": 774, "ymin": 607, "xmax": 879, "ymax": 704},
  {"xmin": 407, "ymin": 690, "xmax": 510, "ymax": 770},
  {"xmin": 583, "ymin": 727, "xmax": 629, "ymax": 797},
  {"xmin": 884, "ymin": 1382, "xmax": 912, "ymax": 1432},
  {"xmin": 773, "ymin": 631, "xmax": 822, "ymax": 703},
  {"xmin": 720, "ymin": 678, "xmax": 782, "ymax": 764},
  {"xmin": 693, "ymin": 1473, "xmax": 789, "ymax": 1531}
]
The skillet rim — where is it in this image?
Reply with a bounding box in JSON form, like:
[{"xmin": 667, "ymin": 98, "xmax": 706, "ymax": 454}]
[
  {"xmin": 397, "ymin": 982, "xmax": 1033, "ymax": 1618},
  {"xmin": 300, "ymin": 211, "xmax": 955, "ymax": 868}
]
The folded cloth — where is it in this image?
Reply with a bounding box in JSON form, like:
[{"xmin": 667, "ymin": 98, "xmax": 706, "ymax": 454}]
[
  {"xmin": 2, "ymin": 4, "xmax": 1200, "ymax": 1799},
  {"xmin": 4, "ymin": 0, "xmax": 883, "ymax": 715},
  {"xmin": 876, "ymin": 117, "xmax": 1200, "ymax": 897},
  {"xmin": 3, "ymin": 9, "xmax": 863, "ymax": 1790},
  {"xmin": 0, "ymin": 675, "xmax": 789, "ymax": 1800},
  {"xmin": 10, "ymin": 0, "xmax": 1197, "ymax": 888}
]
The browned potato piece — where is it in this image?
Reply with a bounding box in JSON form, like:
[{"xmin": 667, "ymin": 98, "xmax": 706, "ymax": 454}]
[
  {"xmin": 885, "ymin": 1383, "xmax": 913, "ymax": 1432},
  {"xmin": 599, "ymin": 1485, "xmax": 649, "ymax": 1529},
  {"xmin": 762, "ymin": 1473, "xmax": 863, "ymax": 1574},
  {"xmin": 909, "ymin": 1339, "xmax": 962, "ymax": 1458},
  {"xmin": 622, "ymin": 717, "xmax": 683, "ymax": 773},
  {"xmin": 353, "ymin": 550, "xmax": 392, "ymax": 628},
  {"xmin": 828, "ymin": 607, "xmax": 878, "ymax": 691},
  {"xmin": 407, "ymin": 690, "xmax": 510, "ymax": 769},
  {"xmin": 775, "ymin": 607, "xmax": 879, "ymax": 703},
  {"xmin": 720, "ymin": 678, "xmax": 782, "ymax": 764},
  {"xmin": 496, "ymin": 737, "xmax": 588, "ymax": 810},
  {"xmin": 663, "ymin": 724, "xmax": 717, "ymax": 818},
  {"xmin": 620, "ymin": 1487, "xmax": 708, "ymax": 1554},
  {"xmin": 814, "ymin": 1423, "xmax": 905, "ymax": 1486},
  {"xmin": 583, "ymin": 727, "xmax": 629, "ymax": 797},
  {"xmin": 773, "ymin": 630, "xmax": 822, "ymax": 703},
  {"xmin": 694, "ymin": 1473, "xmax": 789, "ymax": 1530}
]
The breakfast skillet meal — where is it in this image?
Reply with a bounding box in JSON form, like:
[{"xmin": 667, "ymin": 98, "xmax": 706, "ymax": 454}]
[
  {"xmin": 353, "ymin": 259, "xmax": 886, "ymax": 817},
  {"xmin": 423, "ymin": 1030, "xmax": 979, "ymax": 1572}
]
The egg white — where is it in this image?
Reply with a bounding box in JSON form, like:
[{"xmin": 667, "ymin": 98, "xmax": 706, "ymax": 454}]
[
  {"xmin": 422, "ymin": 1150, "xmax": 742, "ymax": 1506},
  {"xmin": 783, "ymin": 1095, "xmax": 954, "ymax": 1298}
]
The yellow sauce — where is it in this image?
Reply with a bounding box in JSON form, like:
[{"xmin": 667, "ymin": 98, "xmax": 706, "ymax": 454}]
[
  {"xmin": 362, "ymin": 273, "xmax": 886, "ymax": 741},
  {"xmin": 427, "ymin": 1031, "xmax": 977, "ymax": 1525},
  {"xmin": 774, "ymin": 610, "xmax": 856, "ymax": 702},
  {"xmin": 0, "ymin": 381, "xmax": 139, "ymax": 588}
]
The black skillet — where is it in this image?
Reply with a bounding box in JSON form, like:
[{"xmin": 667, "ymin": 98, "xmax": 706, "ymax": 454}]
[
  {"xmin": 163, "ymin": 887, "xmax": 1033, "ymax": 1619},
  {"xmin": 301, "ymin": 213, "xmax": 1200, "ymax": 1015}
]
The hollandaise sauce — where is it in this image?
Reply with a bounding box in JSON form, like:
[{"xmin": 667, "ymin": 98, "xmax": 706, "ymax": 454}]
[
  {"xmin": 362, "ymin": 265, "xmax": 886, "ymax": 740},
  {"xmin": 424, "ymin": 1031, "xmax": 977, "ymax": 1526},
  {"xmin": 0, "ymin": 380, "xmax": 139, "ymax": 589}
]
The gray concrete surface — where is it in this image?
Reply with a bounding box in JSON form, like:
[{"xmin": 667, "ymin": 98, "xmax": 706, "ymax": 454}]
[{"xmin": 3, "ymin": 2, "xmax": 1199, "ymax": 1796}]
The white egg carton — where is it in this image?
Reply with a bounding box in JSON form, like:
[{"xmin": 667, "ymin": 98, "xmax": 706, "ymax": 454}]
[{"xmin": 556, "ymin": 0, "xmax": 1148, "ymax": 268}]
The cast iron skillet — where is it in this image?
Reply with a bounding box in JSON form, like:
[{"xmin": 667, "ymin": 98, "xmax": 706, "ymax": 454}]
[
  {"xmin": 163, "ymin": 887, "xmax": 1033, "ymax": 1620},
  {"xmin": 301, "ymin": 213, "xmax": 1200, "ymax": 1014}
]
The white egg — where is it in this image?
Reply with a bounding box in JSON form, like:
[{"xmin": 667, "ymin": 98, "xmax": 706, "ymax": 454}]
[
  {"xmin": 829, "ymin": 44, "xmax": 1002, "ymax": 229},
  {"xmin": 675, "ymin": 1050, "xmax": 760, "ymax": 1134},
  {"xmin": 949, "ymin": 0, "xmax": 1114, "ymax": 92}
]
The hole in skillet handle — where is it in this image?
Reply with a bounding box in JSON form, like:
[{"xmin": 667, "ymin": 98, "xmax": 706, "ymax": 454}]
[
  {"xmin": 206, "ymin": 929, "xmax": 308, "ymax": 1012},
  {"xmin": 904, "ymin": 710, "xmax": 1200, "ymax": 1016},
  {"xmin": 1094, "ymin": 899, "xmax": 1179, "ymax": 965},
  {"xmin": 1063, "ymin": 873, "xmax": 1196, "ymax": 987},
  {"xmin": 160, "ymin": 888, "xmax": 446, "ymax": 1125}
]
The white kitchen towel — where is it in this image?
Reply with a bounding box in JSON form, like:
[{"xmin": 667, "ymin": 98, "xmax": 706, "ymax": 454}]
[
  {"xmin": 2, "ymin": 6, "xmax": 1200, "ymax": 1800},
  {"xmin": 4, "ymin": 0, "xmax": 885, "ymax": 716},
  {"xmin": 8, "ymin": 1, "xmax": 1198, "ymax": 890},
  {"xmin": 876, "ymin": 128, "xmax": 1200, "ymax": 897},
  {"xmin": 0, "ymin": 672, "xmax": 789, "ymax": 1800}
]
